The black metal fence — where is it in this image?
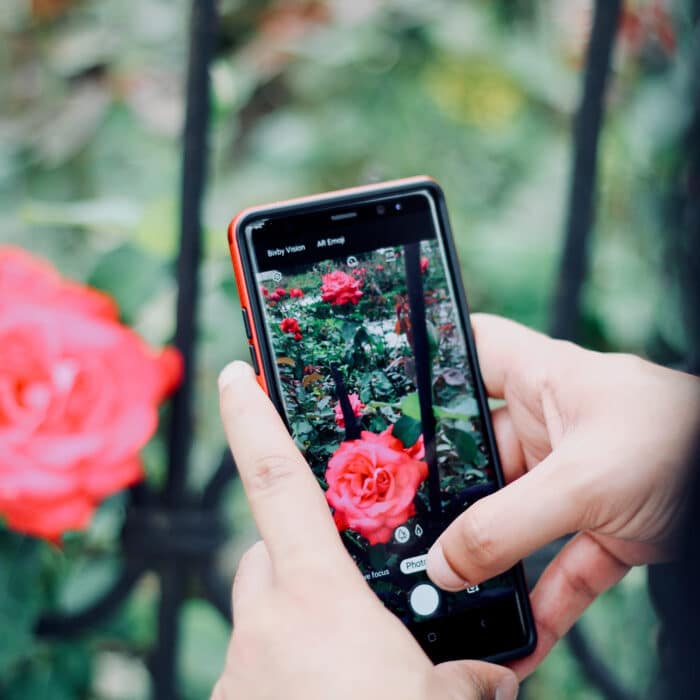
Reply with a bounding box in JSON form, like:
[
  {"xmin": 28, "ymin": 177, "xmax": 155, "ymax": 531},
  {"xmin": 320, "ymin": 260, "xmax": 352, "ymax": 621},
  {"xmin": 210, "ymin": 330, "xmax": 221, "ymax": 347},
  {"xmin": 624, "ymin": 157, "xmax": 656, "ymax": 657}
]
[{"xmin": 32, "ymin": 1, "xmax": 693, "ymax": 698}]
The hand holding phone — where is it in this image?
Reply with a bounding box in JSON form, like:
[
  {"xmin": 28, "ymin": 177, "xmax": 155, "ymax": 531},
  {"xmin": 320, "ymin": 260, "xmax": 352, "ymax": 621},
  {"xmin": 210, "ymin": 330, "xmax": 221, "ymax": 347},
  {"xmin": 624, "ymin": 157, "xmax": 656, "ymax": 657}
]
[
  {"xmin": 228, "ymin": 178, "xmax": 535, "ymax": 663},
  {"xmin": 214, "ymin": 360, "xmax": 519, "ymax": 700},
  {"xmin": 426, "ymin": 313, "xmax": 700, "ymax": 677}
]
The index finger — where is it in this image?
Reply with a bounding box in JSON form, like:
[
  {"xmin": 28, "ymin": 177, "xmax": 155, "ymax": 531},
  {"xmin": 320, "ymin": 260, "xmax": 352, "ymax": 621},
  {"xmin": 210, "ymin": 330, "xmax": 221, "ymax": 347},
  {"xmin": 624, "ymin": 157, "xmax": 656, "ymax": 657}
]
[
  {"xmin": 470, "ymin": 313, "xmax": 551, "ymax": 399},
  {"xmin": 218, "ymin": 361, "xmax": 345, "ymax": 575}
]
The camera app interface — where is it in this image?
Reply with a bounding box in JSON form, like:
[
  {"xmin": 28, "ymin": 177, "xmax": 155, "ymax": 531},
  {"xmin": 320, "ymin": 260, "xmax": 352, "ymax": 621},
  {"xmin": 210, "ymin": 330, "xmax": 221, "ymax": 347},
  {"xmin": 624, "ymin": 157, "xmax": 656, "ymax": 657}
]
[{"xmin": 247, "ymin": 193, "xmax": 527, "ymax": 648}]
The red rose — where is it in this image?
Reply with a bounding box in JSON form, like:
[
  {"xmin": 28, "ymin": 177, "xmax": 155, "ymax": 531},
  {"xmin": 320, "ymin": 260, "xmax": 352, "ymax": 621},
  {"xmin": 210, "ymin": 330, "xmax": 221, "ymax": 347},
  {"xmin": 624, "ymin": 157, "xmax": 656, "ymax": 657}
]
[
  {"xmin": 376, "ymin": 264, "xmax": 384, "ymax": 272},
  {"xmin": 275, "ymin": 287, "xmax": 287, "ymax": 297},
  {"xmin": 333, "ymin": 392, "xmax": 365, "ymax": 429},
  {"xmin": 420, "ymin": 256, "xmax": 429, "ymax": 274},
  {"xmin": 261, "ymin": 286, "xmax": 269, "ymax": 297},
  {"xmin": 0, "ymin": 247, "xmax": 182, "ymax": 541},
  {"xmin": 280, "ymin": 317, "xmax": 301, "ymax": 335},
  {"xmin": 269, "ymin": 292, "xmax": 280, "ymax": 302},
  {"xmin": 0, "ymin": 246, "xmax": 117, "ymax": 319},
  {"xmin": 289, "ymin": 288, "xmax": 304, "ymax": 298},
  {"xmin": 325, "ymin": 428, "xmax": 428, "ymax": 545},
  {"xmin": 320, "ymin": 270, "xmax": 363, "ymax": 306}
]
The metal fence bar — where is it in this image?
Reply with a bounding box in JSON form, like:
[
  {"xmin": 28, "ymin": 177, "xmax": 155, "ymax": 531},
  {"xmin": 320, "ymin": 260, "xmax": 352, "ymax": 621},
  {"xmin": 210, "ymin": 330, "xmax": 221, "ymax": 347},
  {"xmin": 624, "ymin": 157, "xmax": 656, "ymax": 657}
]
[
  {"xmin": 165, "ymin": 0, "xmax": 218, "ymax": 507},
  {"xmin": 550, "ymin": 0, "xmax": 622, "ymax": 341},
  {"xmin": 545, "ymin": 1, "xmax": 638, "ymax": 698}
]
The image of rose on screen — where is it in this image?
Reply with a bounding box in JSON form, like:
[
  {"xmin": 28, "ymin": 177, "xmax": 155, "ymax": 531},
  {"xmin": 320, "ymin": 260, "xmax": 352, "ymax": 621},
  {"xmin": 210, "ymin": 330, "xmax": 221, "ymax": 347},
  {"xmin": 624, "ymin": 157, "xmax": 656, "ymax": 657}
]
[{"xmin": 259, "ymin": 239, "xmax": 497, "ymax": 543}]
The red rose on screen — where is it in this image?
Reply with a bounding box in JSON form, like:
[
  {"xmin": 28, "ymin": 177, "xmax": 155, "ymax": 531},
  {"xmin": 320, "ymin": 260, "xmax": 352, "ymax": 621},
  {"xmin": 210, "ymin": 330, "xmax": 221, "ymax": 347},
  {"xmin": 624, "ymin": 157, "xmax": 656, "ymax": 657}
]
[
  {"xmin": 320, "ymin": 270, "xmax": 363, "ymax": 306},
  {"xmin": 420, "ymin": 256, "xmax": 429, "ymax": 274},
  {"xmin": 289, "ymin": 288, "xmax": 304, "ymax": 298},
  {"xmin": 280, "ymin": 317, "xmax": 301, "ymax": 336},
  {"xmin": 333, "ymin": 393, "xmax": 365, "ymax": 429},
  {"xmin": 261, "ymin": 286, "xmax": 269, "ymax": 297},
  {"xmin": 275, "ymin": 287, "xmax": 287, "ymax": 297},
  {"xmin": 0, "ymin": 247, "xmax": 182, "ymax": 541},
  {"xmin": 378, "ymin": 424, "xmax": 425, "ymax": 460},
  {"xmin": 325, "ymin": 428, "xmax": 428, "ymax": 545}
]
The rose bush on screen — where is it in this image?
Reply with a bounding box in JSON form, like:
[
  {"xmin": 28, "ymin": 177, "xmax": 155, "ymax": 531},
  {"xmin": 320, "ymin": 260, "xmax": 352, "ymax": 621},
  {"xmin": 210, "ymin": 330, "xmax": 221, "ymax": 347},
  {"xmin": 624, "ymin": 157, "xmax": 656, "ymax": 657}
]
[
  {"xmin": 320, "ymin": 270, "xmax": 363, "ymax": 305},
  {"xmin": 0, "ymin": 246, "xmax": 182, "ymax": 541},
  {"xmin": 325, "ymin": 427, "xmax": 427, "ymax": 545}
]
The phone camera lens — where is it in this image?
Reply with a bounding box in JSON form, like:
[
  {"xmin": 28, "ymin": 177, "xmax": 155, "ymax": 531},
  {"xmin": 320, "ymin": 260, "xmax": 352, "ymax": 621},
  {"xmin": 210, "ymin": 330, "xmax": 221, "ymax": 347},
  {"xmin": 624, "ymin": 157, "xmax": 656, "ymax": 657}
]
[
  {"xmin": 395, "ymin": 202, "xmax": 402, "ymax": 211},
  {"xmin": 377, "ymin": 204, "xmax": 386, "ymax": 215}
]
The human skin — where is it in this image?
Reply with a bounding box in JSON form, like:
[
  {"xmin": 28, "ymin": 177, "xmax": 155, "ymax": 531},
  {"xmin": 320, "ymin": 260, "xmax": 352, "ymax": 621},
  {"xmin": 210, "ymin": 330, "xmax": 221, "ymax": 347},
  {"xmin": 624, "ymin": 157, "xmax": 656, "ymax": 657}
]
[
  {"xmin": 426, "ymin": 314, "xmax": 700, "ymax": 677},
  {"xmin": 213, "ymin": 361, "xmax": 519, "ymax": 700}
]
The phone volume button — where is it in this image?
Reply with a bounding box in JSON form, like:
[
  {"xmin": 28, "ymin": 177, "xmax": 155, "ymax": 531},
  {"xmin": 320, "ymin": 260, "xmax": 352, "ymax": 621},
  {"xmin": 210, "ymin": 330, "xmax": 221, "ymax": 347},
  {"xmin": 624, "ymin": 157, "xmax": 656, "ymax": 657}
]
[
  {"xmin": 241, "ymin": 308, "xmax": 253, "ymax": 339},
  {"xmin": 248, "ymin": 344, "xmax": 261, "ymax": 375}
]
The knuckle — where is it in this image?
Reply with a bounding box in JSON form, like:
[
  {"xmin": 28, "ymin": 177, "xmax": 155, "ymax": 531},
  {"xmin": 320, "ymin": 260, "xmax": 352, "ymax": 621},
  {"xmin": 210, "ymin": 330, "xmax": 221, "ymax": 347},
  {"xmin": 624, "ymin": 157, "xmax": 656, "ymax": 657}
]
[
  {"xmin": 247, "ymin": 454, "xmax": 301, "ymax": 498},
  {"xmin": 455, "ymin": 509, "xmax": 496, "ymax": 573},
  {"xmin": 557, "ymin": 552, "xmax": 599, "ymax": 604}
]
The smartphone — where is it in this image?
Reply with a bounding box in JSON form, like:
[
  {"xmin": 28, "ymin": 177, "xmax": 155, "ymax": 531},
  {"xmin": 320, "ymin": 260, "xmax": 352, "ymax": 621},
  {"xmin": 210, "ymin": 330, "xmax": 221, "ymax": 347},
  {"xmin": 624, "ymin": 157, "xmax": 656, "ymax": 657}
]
[{"xmin": 228, "ymin": 177, "xmax": 536, "ymax": 664}]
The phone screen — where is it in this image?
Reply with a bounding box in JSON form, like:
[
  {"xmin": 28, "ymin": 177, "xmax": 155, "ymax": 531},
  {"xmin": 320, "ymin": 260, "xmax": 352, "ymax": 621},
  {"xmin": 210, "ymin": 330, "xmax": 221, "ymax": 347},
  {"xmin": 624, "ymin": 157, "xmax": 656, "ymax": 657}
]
[{"xmin": 244, "ymin": 190, "xmax": 530, "ymax": 659}]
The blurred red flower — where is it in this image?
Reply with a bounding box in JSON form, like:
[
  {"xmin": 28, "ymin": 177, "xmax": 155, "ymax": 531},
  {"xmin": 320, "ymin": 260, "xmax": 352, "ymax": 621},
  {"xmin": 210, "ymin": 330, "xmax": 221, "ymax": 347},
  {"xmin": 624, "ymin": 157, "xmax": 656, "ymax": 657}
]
[
  {"xmin": 420, "ymin": 256, "xmax": 429, "ymax": 274},
  {"xmin": 280, "ymin": 317, "xmax": 301, "ymax": 339},
  {"xmin": 0, "ymin": 247, "xmax": 182, "ymax": 542},
  {"xmin": 325, "ymin": 427, "xmax": 428, "ymax": 545},
  {"xmin": 289, "ymin": 288, "xmax": 304, "ymax": 298},
  {"xmin": 321, "ymin": 270, "xmax": 363, "ymax": 306},
  {"xmin": 333, "ymin": 392, "xmax": 365, "ymax": 429}
]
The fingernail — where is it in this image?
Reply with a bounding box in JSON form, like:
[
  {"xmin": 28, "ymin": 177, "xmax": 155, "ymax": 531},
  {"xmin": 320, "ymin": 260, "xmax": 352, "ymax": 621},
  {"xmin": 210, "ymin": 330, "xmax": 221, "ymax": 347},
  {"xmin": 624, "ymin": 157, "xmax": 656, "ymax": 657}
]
[
  {"xmin": 218, "ymin": 361, "xmax": 253, "ymax": 390},
  {"xmin": 495, "ymin": 674, "xmax": 519, "ymax": 700},
  {"xmin": 426, "ymin": 541, "xmax": 470, "ymax": 591}
]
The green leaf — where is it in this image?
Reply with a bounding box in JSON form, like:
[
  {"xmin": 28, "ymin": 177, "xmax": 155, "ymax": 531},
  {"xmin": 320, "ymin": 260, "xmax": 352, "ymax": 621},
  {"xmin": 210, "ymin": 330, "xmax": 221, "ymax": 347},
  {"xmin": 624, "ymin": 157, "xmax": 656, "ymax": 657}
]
[
  {"xmin": 177, "ymin": 599, "xmax": 230, "ymax": 700},
  {"xmin": 446, "ymin": 428, "xmax": 478, "ymax": 464},
  {"xmin": 369, "ymin": 544, "xmax": 388, "ymax": 569},
  {"xmin": 433, "ymin": 396, "xmax": 479, "ymax": 421},
  {"xmin": 392, "ymin": 416, "xmax": 422, "ymax": 449},
  {"xmin": 20, "ymin": 198, "xmax": 141, "ymax": 234},
  {"xmin": 341, "ymin": 321, "xmax": 357, "ymax": 342},
  {"xmin": 353, "ymin": 326, "xmax": 371, "ymax": 347},
  {"xmin": 400, "ymin": 392, "xmax": 421, "ymax": 420},
  {"xmin": 426, "ymin": 320, "xmax": 439, "ymax": 357},
  {"xmin": 370, "ymin": 370, "xmax": 394, "ymax": 399},
  {"xmin": 0, "ymin": 534, "xmax": 42, "ymax": 677},
  {"xmin": 292, "ymin": 419, "xmax": 313, "ymax": 437}
]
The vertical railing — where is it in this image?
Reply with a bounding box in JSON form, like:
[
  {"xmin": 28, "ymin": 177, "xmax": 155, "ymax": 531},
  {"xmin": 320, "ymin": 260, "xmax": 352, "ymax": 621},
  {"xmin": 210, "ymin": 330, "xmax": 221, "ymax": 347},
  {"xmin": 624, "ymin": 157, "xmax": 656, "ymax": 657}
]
[
  {"xmin": 36, "ymin": 2, "xmax": 233, "ymax": 700},
  {"xmin": 550, "ymin": 0, "xmax": 622, "ymax": 342}
]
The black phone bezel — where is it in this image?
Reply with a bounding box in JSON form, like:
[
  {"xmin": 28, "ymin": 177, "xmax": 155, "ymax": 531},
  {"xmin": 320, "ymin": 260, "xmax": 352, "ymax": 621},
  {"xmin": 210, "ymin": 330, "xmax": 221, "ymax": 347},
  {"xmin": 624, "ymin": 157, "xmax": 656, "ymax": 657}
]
[{"xmin": 232, "ymin": 177, "xmax": 537, "ymax": 664}]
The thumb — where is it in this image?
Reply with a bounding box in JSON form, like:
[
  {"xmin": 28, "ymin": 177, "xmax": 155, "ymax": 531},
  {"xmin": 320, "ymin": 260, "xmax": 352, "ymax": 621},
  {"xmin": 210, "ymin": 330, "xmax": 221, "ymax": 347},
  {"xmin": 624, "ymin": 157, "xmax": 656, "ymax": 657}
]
[
  {"xmin": 427, "ymin": 445, "xmax": 583, "ymax": 589},
  {"xmin": 434, "ymin": 660, "xmax": 519, "ymax": 700}
]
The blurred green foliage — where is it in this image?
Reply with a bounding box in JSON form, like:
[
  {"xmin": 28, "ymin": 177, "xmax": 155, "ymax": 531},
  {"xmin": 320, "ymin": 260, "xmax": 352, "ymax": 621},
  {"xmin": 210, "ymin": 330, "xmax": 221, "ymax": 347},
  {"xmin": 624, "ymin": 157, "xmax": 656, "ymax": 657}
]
[{"xmin": 0, "ymin": 0, "xmax": 694, "ymax": 697}]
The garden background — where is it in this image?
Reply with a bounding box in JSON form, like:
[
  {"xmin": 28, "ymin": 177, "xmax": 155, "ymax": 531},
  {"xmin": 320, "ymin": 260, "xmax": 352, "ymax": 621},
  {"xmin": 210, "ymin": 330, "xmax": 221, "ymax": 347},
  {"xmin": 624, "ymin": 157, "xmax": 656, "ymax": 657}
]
[{"xmin": 0, "ymin": 0, "xmax": 696, "ymax": 698}]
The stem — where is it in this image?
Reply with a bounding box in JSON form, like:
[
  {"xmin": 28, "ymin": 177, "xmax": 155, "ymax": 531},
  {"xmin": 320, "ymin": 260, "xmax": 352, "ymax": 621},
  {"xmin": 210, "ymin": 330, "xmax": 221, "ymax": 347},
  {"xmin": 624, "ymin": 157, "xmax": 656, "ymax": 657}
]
[{"xmin": 330, "ymin": 363, "xmax": 361, "ymax": 440}]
